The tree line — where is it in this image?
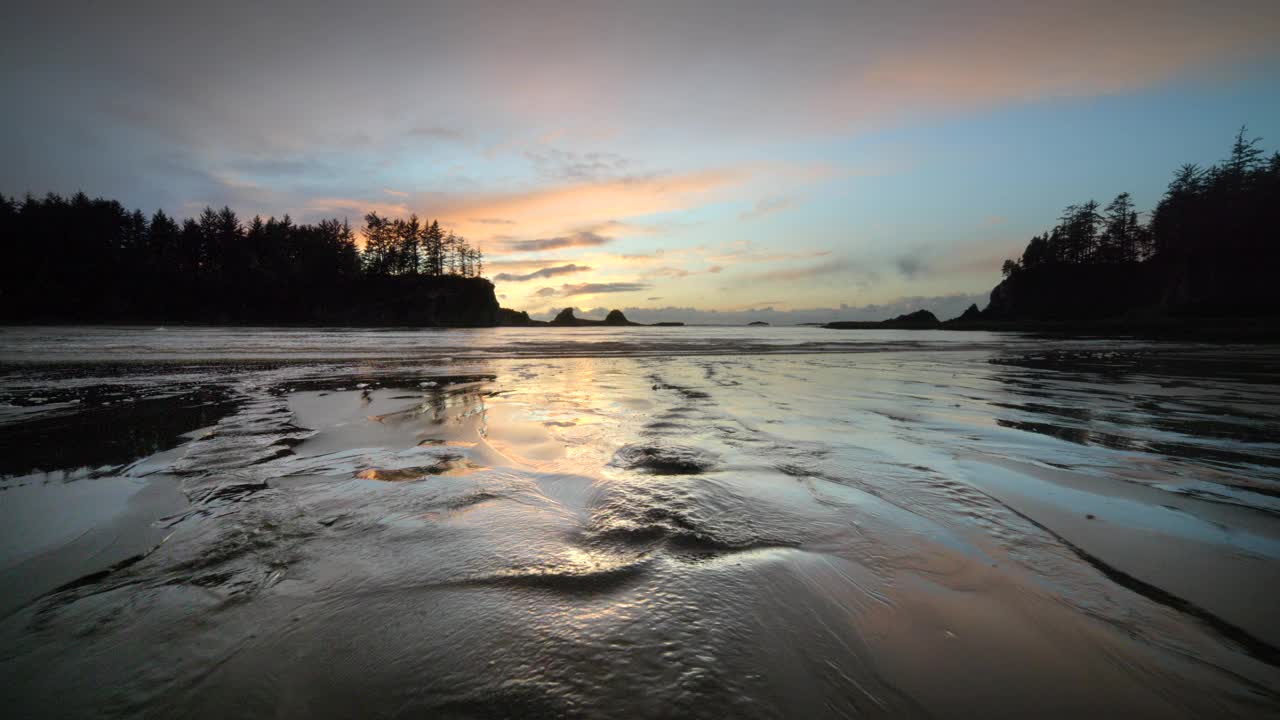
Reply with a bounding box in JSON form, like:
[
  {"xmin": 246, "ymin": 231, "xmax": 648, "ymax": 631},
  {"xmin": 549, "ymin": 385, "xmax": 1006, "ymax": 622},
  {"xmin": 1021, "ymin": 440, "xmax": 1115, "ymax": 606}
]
[
  {"xmin": 1002, "ymin": 127, "xmax": 1280, "ymax": 278},
  {"xmin": 360, "ymin": 212, "xmax": 483, "ymax": 278},
  {"xmin": 0, "ymin": 195, "xmax": 487, "ymax": 322}
]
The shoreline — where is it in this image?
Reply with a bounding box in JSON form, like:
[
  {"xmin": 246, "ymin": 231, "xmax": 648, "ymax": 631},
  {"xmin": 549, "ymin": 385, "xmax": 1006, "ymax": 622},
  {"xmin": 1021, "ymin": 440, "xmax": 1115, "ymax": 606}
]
[{"xmin": 5, "ymin": 320, "xmax": 1279, "ymax": 343}]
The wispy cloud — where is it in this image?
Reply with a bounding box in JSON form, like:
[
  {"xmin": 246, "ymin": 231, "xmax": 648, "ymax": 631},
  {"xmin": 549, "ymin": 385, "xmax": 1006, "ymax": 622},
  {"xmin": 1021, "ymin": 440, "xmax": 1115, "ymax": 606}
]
[
  {"xmin": 700, "ymin": 240, "xmax": 834, "ymax": 267},
  {"xmin": 841, "ymin": 4, "xmax": 1280, "ymax": 124},
  {"xmin": 739, "ymin": 196, "xmax": 796, "ymax": 221},
  {"xmin": 305, "ymin": 197, "xmax": 411, "ymax": 219},
  {"xmin": 499, "ymin": 231, "xmax": 612, "ymax": 253},
  {"xmin": 525, "ymin": 148, "xmax": 631, "ymax": 181},
  {"xmin": 408, "ymin": 125, "xmax": 466, "ymax": 141},
  {"xmin": 494, "ymin": 263, "xmax": 593, "ymax": 282},
  {"xmin": 423, "ymin": 169, "xmax": 752, "ymax": 246},
  {"xmin": 644, "ymin": 265, "xmax": 724, "ymax": 279},
  {"xmin": 559, "ymin": 282, "xmax": 651, "ymax": 296},
  {"xmin": 895, "ymin": 256, "xmax": 926, "ymax": 279},
  {"xmin": 747, "ymin": 259, "xmax": 853, "ymax": 282},
  {"xmin": 486, "ymin": 257, "xmax": 571, "ymax": 271}
]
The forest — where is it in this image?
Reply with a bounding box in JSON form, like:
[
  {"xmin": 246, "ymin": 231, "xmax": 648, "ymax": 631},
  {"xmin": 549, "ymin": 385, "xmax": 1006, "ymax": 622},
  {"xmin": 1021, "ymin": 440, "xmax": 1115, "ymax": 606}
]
[
  {"xmin": 0, "ymin": 199, "xmax": 493, "ymax": 324},
  {"xmin": 1002, "ymin": 127, "xmax": 1279, "ymax": 278},
  {"xmin": 988, "ymin": 128, "xmax": 1280, "ymax": 321}
]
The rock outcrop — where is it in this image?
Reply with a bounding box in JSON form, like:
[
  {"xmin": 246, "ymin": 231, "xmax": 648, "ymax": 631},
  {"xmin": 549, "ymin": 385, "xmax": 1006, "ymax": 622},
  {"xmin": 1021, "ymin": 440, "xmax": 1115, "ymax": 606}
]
[
  {"xmin": 950, "ymin": 304, "xmax": 983, "ymax": 323},
  {"xmin": 604, "ymin": 309, "xmax": 633, "ymax": 325},
  {"xmin": 496, "ymin": 308, "xmax": 537, "ymax": 326},
  {"xmin": 883, "ymin": 310, "xmax": 941, "ymax": 328},
  {"xmin": 824, "ymin": 309, "xmax": 940, "ymax": 330},
  {"xmin": 547, "ymin": 308, "xmax": 640, "ymax": 326},
  {"xmin": 551, "ymin": 308, "xmax": 580, "ymax": 325}
]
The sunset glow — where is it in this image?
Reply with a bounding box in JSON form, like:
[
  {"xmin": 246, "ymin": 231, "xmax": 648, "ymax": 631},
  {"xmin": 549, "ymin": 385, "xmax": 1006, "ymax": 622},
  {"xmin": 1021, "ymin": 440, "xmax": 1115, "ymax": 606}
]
[{"xmin": 4, "ymin": 0, "xmax": 1279, "ymax": 321}]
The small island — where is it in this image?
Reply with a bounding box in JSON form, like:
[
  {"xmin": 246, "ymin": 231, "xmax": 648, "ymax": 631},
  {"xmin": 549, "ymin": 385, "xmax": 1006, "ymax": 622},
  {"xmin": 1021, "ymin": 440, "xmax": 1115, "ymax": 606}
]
[
  {"xmin": 496, "ymin": 307, "xmax": 682, "ymax": 327},
  {"xmin": 825, "ymin": 310, "xmax": 940, "ymax": 330}
]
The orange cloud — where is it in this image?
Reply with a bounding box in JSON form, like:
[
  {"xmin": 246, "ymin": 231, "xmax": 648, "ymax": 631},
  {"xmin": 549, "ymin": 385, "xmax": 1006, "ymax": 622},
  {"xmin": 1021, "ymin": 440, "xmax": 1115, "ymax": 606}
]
[
  {"xmin": 840, "ymin": 4, "xmax": 1280, "ymax": 121},
  {"xmin": 426, "ymin": 169, "xmax": 750, "ymax": 247},
  {"xmin": 306, "ymin": 197, "xmax": 411, "ymax": 219}
]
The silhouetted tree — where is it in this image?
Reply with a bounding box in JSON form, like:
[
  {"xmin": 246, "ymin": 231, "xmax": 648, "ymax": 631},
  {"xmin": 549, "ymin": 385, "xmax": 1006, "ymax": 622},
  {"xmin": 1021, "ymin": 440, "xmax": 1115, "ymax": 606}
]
[
  {"xmin": 423, "ymin": 220, "xmax": 444, "ymax": 276},
  {"xmin": 362, "ymin": 211, "xmax": 395, "ymax": 276},
  {"xmin": 1001, "ymin": 127, "xmax": 1277, "ymax": 293},
  {"xmin": 1101, "ymin": 193, "xmax": 1139, "ymax": 263},
  {"xmin": 0, "ymin": 189, "xmax": 492, "ymax": 323},
  {"xmin": 398, "ymin": 214, "xmax": 421, "ymax": 275}
]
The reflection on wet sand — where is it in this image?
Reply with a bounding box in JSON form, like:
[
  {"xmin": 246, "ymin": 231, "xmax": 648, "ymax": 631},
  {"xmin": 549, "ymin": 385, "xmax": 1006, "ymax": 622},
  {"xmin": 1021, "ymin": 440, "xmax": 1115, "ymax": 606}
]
[{"xmin": 1, "ymin": 340, "xmax": 1279, "ymax": 718}]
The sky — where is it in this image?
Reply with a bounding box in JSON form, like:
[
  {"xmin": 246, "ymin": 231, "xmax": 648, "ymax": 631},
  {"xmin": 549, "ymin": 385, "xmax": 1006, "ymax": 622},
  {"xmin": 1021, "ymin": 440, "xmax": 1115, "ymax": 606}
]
[{"xmin": 3, "ymin": 1, "xmax": 1279, "ymax": 322}]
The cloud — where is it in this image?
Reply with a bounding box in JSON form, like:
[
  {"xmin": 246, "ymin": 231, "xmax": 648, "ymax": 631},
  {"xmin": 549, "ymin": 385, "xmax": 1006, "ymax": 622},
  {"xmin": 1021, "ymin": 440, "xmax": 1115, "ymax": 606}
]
[
  {"xmin": 486, "ymin": 257, "xmax": 571, "ymax": 271},
  {"xmin": 11, "ymin": 2, "xmax": 1275, "ymax": 172},
  {"xmin": 645, "ymin": 266, "xmax": 691, "ymax": 278},
  {"xmin": 559, "ymin": 282, "xmax": 651, "ymax": 296},
  {"xmin": 525, "ymin": 148, "xmax": 631, "ymax": 181},
  {"xmin": 422, "ymin": 169, "xmax": 751, "ymax": 245},
  {"xmin": 836, "ymin": 4, "xmax": 1280, "ymax": 127},
  {"xmin": 895, "ymin": 256, "xmax": 926, "ymax": 278},
  {"xmin": 704, "ymin": 242, "xmax": 834, "ymax": 266},
  {"xmin": 470, "ymin": 217, "xmax": 516, "ymax": 225},
  {"xmin": 305, "ymin": 197, "xmax": 411, "ymax": 219},
  {"xmin": 739, "ymin": 196, "xmax": 796, "ymax": 221},
  {"xmin": 500, "ymin": 231, "xmax": 612, "ymax": 253},
  {"xmin": 747, "ymin": 259, "xmax": 853, "ymax": 282},
  {"xmin": 643, "ymin": 264, "xmax": 724, "ymax": 279},
  {"xmin": 494, "ymin": 263, "xmax": 592, "ymax": 282},
  {"xmin": 533, "ymin": 287, "xmax": 559, "ymax": 297},
  {"xmin": 383, "ymin": 188, "xmax": 408, "ymax": 197},
  {"xmin": 408, "ymin": 126, "xmax": 466, "ymax": 141}
]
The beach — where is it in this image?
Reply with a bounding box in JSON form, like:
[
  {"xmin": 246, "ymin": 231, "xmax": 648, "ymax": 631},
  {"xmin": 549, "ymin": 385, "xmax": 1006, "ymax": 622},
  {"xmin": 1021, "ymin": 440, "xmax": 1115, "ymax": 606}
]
[{"xmin": 1, "ymin": 326, "xmax": 1278, "ymax": 718}]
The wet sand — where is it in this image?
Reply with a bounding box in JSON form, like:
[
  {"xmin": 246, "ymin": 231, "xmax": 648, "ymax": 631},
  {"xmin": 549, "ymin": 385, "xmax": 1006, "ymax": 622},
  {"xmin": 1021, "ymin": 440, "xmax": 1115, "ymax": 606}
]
[{"xmin": 1, "ymin": 330, "xmax": 1278, "ymax": 718}]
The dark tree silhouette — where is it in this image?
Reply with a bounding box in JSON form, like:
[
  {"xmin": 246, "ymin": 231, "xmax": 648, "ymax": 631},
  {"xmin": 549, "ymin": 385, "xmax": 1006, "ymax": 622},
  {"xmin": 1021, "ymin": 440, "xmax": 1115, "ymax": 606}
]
[
  {"xmin": 1004, "ymin": 128, "xmax": 1279, "ymax": 275},
  {"xmin": 993, "ymin": 127, "xmax": 1280, "ymax": 319},
  {"xmin": 0, "ymin": 196, "xmax": 491, "ymax": 324}
]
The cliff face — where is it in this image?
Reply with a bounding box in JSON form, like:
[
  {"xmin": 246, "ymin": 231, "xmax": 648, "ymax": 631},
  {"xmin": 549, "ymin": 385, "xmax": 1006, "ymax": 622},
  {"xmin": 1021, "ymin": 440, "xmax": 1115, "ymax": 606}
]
[{"xmin": 984, "ymin": 252, "xmax": 1280, "ymax": 321}]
